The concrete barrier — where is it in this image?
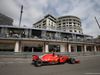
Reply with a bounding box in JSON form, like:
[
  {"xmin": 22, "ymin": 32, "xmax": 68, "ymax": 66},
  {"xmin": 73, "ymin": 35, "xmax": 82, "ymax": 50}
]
[{"xmin": 0, "ymin": 51, "xmax": 100, "ymax": 58}]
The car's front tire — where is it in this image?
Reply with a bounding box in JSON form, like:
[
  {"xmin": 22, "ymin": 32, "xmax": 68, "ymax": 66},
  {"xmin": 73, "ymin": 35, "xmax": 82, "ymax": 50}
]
[
  {"xmin": 35, "ymin": 59, "xmax": 43, "ymax": 67},
  {"xmin": 70, "ymin": 58, "xmax": 75, "ymax": 64}
]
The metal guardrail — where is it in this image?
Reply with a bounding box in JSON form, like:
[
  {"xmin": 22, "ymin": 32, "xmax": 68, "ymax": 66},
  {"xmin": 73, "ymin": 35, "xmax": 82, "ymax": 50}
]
[{"xmin": 0, "ymin": 51, "xmax": 100, "ymax": 58}]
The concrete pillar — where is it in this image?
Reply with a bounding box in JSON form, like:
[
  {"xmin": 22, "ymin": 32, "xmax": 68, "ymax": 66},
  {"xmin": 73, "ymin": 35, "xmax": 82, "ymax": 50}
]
[
  {"xmin": 91, "ymin": 37, "xmax": 94, "ymax": 43},
  {"xmin": 65, "ymin": 44, "xmax": 68, "ymax": 52},
  {"xmin": 60, "ymin": 45, "xmax": 65, "ymax": 52},
  {"xmin": 24, "ymin": 29, "xmax": 28, "ymax": 38},
  {"xmin": 1, "ymin": 27, "xmax": 5, "ymax": 37},
  {"xmin": 94, "ymin": 46, "xmax": 97, "ymax": 51},
  {"xmin": 41, "ymin": 31, "xmax": 46, "ymax": 39},
  {"xmin": 44, "ymin": 42, "xmax": 49, "ymax": 52},
  {"xmin": 84, "ymin": 36, "xmax": 86, "ymax": 42},
  {"xmin": 14, "ymin": 41, "xmax": 20, "ymax": 52},
  {"xmin": 5, "ymin": 28, "xmax": 7, "ymax": 37},
  {"xmin": 72, "ymin": 34, "xmax": 74, "ymax": 41},
  {"xmin": 59, "ymin": 33, "xmax": 61, "ymax": 40},
  {"xmin": 45, "ymin": 45, "xmax": 49, "ymax": 52},
  {"xmin": 68, "ymin": 44, "xmax": 71, "ymax": 52},
  {"xmin": 32, "ymin": 48, "xmax": 34, "ymax": 52},
  {"xmin": 43, "ymin": 43, "xmax": 45, "ymax": 52},
  {"xmin": 84, "ymin": 45, "xmax": 87, "ymax": 52},
  {"xmin": 29, "ymin": 29, "xmax": 32, "ymax": 38},
  {"xmin": 74, "ymin": 46, "xmax": 77, "ymax": 52}
]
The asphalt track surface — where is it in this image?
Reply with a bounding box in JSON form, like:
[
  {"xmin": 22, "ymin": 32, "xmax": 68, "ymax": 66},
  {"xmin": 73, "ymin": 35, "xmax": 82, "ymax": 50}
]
[{"xmin": 0, "ymin": 55, "xmax": 100, "ymax": 75}]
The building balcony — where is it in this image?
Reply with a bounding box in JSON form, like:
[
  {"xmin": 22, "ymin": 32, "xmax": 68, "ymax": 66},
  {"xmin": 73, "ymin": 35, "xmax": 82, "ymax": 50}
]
[
  {"xmin": 0, "ymin": 25, "xmax": 94, "ymax": 44},
  {"xmin": 0, "ymin": 33, "xmax": 94, "ymax": 44}
]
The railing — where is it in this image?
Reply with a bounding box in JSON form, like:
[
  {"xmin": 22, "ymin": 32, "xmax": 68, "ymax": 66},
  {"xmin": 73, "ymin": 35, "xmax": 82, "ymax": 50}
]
[{"xmin": 0, "ymin": 34, "xmax": 94, "ymax": 44}]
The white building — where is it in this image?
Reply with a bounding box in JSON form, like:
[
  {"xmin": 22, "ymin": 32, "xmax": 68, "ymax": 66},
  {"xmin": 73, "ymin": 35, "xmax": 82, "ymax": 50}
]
[
  {"xmin": 33, "ymin": 14, "xmax": 83, "ymax": 34},
  {"xmin": 57, "ymin": 15, "xmax": 83, "ymax": 34}
]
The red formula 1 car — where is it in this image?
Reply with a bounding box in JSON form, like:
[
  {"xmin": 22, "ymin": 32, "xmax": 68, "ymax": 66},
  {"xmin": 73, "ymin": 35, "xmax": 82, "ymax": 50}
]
[{"xmin": 32, "ymin": 53, "xmax": 80, "ymax": 67}]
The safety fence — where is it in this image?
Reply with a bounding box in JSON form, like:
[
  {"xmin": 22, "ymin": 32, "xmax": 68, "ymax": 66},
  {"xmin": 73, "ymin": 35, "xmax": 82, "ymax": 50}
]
[{"xmin": 0, "ymin": 51, "xmax": 100, "ymax": 58}]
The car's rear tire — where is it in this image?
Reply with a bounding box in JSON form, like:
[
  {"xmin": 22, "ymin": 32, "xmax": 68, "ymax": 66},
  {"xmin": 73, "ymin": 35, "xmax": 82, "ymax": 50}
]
[
  {"xmin": 70, "ymin": 58, "xmax": 75, "ymax": 64},
  {"xmin": 35, "ymin": 59, "xmax": 43, "ymax": 67}
]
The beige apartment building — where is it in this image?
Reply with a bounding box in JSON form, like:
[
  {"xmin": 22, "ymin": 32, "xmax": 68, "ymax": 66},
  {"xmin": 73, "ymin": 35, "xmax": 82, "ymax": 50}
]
[
  {"xmin": 33, "ymin": 14, "xmax": 57, "ymax": 30},
  {"xmin": 33, "ymin": 14, "xmax": 83, "ymax": 34}
]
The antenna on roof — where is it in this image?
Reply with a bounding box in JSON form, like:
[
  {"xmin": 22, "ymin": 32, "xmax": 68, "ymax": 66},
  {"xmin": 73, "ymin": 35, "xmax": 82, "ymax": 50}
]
[
  {"xmin": 94, "ymin": 17, "xmax": 100, "ymax": 29},
  {"xmin": 19, "ymin": 5, "xmax": 23, "ymax": 26}
]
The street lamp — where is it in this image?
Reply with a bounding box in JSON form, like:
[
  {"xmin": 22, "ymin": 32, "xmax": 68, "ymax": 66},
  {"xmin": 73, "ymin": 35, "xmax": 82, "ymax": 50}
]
[
  {"xmin": 19, "ymin": 5, "xmax": 23, "ymax": 26},
  {"xmin": 94, "ymin": 17, "xmax": 100, "ymax": 29}
]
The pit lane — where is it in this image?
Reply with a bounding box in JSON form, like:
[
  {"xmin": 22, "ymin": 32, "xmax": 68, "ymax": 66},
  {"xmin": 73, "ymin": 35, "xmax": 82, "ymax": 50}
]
[{"xmin": 0, "ymin": 55, "xmax": 100, "ymax": 75}]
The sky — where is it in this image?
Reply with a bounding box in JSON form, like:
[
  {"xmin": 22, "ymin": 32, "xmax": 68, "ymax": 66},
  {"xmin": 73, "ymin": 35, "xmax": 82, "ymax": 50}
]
[{"xmin": 0, "ymin": 0, "xmax": 100, "ymax": 38}]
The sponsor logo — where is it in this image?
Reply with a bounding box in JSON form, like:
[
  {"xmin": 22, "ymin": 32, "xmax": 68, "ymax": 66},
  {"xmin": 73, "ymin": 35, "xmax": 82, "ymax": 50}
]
[
  {"xmin": 55, "ymin": 59, "xmax": 58, "ymax": 62},
  {"xmin": 52, "ymin": 59, "xmax": 54, "ymax": 61}
]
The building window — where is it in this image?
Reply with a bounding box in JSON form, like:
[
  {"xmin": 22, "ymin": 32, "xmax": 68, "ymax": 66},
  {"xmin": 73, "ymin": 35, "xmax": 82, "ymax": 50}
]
[
  {"xmin": 74, "ymin": 30, "xmax": 76, "ymax": 32},
  {"xmin": 63, "ymin": 25, "xmax": 65, "ymax": 27},
  {"xmin": 59, "ymin": 24, "xmax": 61, "ymax": 25},
  {"xmin": 78, "ymin": 24, "xmax": 80, "ymax": 26},
  {"xmin": 43, "ymin": 20, "xmax": 46, "ymax": 23},
  {"xmin": 70, "ymin": 30, "xmax": 72, "ymax": 32},
  {"xmin": 73, "ymin": 20, "xmax": 75, "ymax": 21},
  {"xmin": 69, "ymin": 19, "xmax": 72, "ymax": 21},
  {"xmin": 69, "ymin": 22, "xmax": 72, "ymax": 24},
  {"xmin": 63, "ymin": 23, "xmax": 65, "ymax": 24},
  {"xmin": 69, "ymin": 25, "xmax": 72, "ymax": 26},
  {"xmin": 66, "ymin": 19, "xmax": 68, "ymax": 21},
  {"xmin": 49, "ymin": 45, "xmax": 60, "ymax": 52},
  {"xmin": 59, "ymin": 21, "xmax": 61, "ymax": 22}
]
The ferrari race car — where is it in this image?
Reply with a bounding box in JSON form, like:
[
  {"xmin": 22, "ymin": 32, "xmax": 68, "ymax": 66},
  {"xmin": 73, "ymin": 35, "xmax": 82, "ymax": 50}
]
[{"xmin": 32, "ymin": 53, "xmax": 80, "ymax": 67}]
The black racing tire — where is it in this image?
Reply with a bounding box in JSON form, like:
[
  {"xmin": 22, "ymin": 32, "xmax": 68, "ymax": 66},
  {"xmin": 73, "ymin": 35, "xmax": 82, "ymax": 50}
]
[
  {"xmin": 35, "ymin": 59, "xmax": 43, "ymax": 67},
  {"xmin": 70, "ymin": 58, "xmax": 75, "ymax": 64}
]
